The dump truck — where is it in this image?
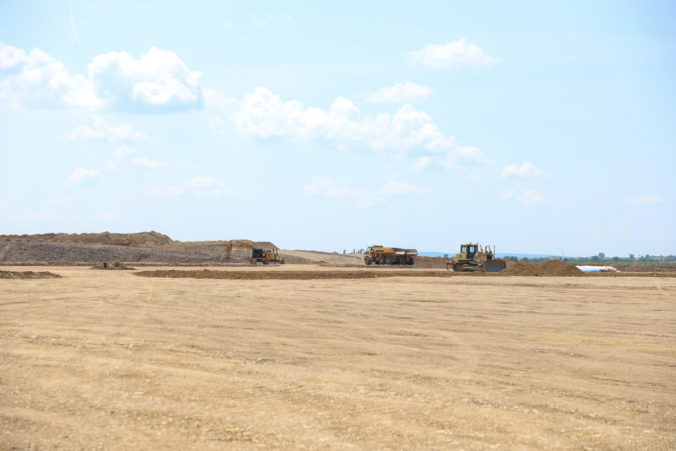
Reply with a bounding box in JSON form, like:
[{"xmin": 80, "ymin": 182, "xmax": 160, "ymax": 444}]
[
  {"xmin": 363, "ymin": 245, "xmax": 417, "ymax": 265},
  {"xmin": 446, "ymin": 243, "xmax": 506, "ymax": 272},
  {"xmin": 227, "ymin": 240, "xmax": 285, "ymax": 264}
]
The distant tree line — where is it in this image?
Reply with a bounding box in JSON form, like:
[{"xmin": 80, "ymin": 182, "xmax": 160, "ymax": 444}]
[{"xmin": 502, "ymin": 253, "xmax": 676, "ymax": 264}]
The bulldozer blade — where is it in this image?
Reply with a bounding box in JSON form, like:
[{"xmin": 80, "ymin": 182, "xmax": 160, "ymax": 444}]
[{"xmin": 483, "ymin": 259, "xmax": 506, "ymax": 273}]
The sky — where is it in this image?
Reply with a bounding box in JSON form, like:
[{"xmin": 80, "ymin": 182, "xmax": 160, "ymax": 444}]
[{"xmin": 1, "ymin": 0, "xmax": 674, "ymax": 256}]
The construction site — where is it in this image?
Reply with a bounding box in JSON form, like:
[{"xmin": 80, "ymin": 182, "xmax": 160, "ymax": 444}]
[{"xmin": 0, "ymin": 232, "xmax": 674, "ymax": 449}]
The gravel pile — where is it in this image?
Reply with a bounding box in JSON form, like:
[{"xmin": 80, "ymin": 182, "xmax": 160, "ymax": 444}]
[{"xmin": 0, "ymin": 241, "xmax": 228, "ymax": 264}]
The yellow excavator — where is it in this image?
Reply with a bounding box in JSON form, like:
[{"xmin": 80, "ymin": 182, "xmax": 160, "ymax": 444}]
[
  {"xmin": 226, "ymin": 240, "xmax": 285, "ymax": 264},
  {"xmin": 446, "ymin": 243, "xmax": 506, "ymax": 272}
]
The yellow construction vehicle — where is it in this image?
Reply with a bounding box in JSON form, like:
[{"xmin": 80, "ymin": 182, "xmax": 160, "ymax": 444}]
[
  {"xmin": 226, "ymin": 240, "xmax": 285, "ymax": 264},
  {"xmin": 363, "ymin": 245, "xmax": 417, "ymax": 265},
  {"xmin": 446, "ymin": 243, "xmax": 506, "ymax": 272}
]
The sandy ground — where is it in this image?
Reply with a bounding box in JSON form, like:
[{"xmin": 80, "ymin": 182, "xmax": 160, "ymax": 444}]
[{"xmin": 1, "ymin": 265, "xmax": 674, "ymax": 449}]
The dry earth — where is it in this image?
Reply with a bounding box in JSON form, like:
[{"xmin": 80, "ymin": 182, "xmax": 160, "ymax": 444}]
[{"xmin": 1, "ymin": 265, "xmax": 675, "ymax": 449}]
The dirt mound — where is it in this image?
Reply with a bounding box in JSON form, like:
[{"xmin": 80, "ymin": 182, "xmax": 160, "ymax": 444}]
[
  {"xmin": 539, "ymin": 259, "xmax": 585, "ymax": 276},
  {"xmin": 0, "ymin": 270, "xmax": 61, "ymax": 279},
  {"xmin": 503, "ymin": 260, "xmax": 584, "ymax": 276},
  {"xmin": 90, "ymin": 263, "xmax": 136, "ymax": 270},
  {"xmin": 414, "ymin": 256, "xmax": 448, "ymax": 268},
  {"xmin": 135, "ymin": 269, "xmax": 454, "ymax": 280},
  {"xmin": 0, "ymin": 231, "xmax": 173, "ymax": 247},
  {"xmin": 502, "ymin": 261, "xmax": 539, "ymax": 276}
]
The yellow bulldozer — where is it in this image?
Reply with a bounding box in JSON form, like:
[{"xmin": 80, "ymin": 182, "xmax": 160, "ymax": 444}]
[
  {"xmin": 446, "ymin": 243, "xmax": 506, "ymax": 272},
  {"xmin": 363, "ymin": 245, "xmax": 417, "ymax": 265},
  {"xmin": 226, "ymin": 240, "xmax": 285, "ymax": 264}
]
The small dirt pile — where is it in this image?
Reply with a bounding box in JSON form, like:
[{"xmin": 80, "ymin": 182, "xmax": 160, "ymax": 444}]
[
  {"xmin": 90, "ymin": 263, "xmax": 136, "ymax": 270},
  {"xmin": 0, "ymin": 270, "xmax": 61, "ymax": 279},
  {"xmin": 502, "ymin": 259, "xmax": 584, "ymax": 276},
  {"xmin": 539, "ymin": 259, "xmax": 585, "ymax": 276}
]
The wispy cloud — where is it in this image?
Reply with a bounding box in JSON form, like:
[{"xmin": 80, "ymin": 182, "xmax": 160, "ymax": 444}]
[
  {"xmin": 66, "ymin": 0, "xmax": 81, "ymax": 46},
  {"xmin": 407, "ymin": 37, "xmax": 497, "ymax": 68},
  {"xmin": 147, "ymin": 176, "xmax": 234, "ymax": 198},
  {"xmin": 303, "ymin": 177, "xmax": 431, "ymax": 207},
  {"xmin": 502, "ymin": 188, "xmax": 547, "ymax": 205},
  {"xmin": 501, "ymin": 161, "xmax": 549, "ymax": 178},
  {"xmin": 626, "ymin": 196, "xmax": 666, "ymax": 204},
  {"xmin": 367, "ymin": 82, "xmax": 433, "ymax": 103},
  {"xmin": 378, "ymin": 180, "xmax": 431, "ymax": 195},
  {"xmin": 66, "ymin": 167, "xmax": 100, "ymax": 186},
  {"xmin": 132, "ymin": 157, "xmax": 168, "ymax": 169},
  {"xmin": 516, "ymin": 189, "xmax": 547, "ymax": 205},
  {"xmin": 303, "ymin": 177, "xmax": 360, "ymax": 198},
  {"xmin": 64, "ymin": 117, "xmax": 147, "ymax": 143}
]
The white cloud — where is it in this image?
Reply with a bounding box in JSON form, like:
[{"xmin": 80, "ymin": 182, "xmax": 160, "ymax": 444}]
[
  {"xmin": 501, "ymin": 161, "xmax": 549, "ymax": 178},
  {"xmin": 367, "ymin": 82, "xmax": 433, "ymax": 103},
  {"xmin": 626, "ymin": 196, "xmax": 666, "ymax": 204},
  {"xmin": 64, "ymin": 117, "xmax": 147, "ymax": 143},
  {"xmin": 0, "ymin": 43, "xmax": 102, "ymax": 109},
  {"xmin": 0, "ymin": 42, "xmax": 203, "ymax": 112},
  {"xmin": 66, "ymin": 167, "xmax": 100, "ymax": 186},
  {"xmin": 147, "ymin": 176, "xmax": 234, "ymax": 198},
  {"xmin": 303, "ymin": 177, "xmax": 360, "ymax": 198},
  {"xmin": 0, "ymin": 42, "xmax": 28, "ymax": 70},
  {"xmin": 378, "ymin": 180, "xmax": 431, "ymax": 195},
  {"xmin": 89, "ymin": 47, "xmax": 203, "ymax": 111},
  {"xmin": 234, "ymin": 87, "xmax": 455, "ymax": 152},
  {"xmin": 516, "ymin": 189, "xmax": 547, "ymax": 205},
  {"xmin": 406, "ymin": 38, "xmax": 497, "ymax": 68},
  {"xmin": 502, "ymin": 189, "xmax": 514, "ymax": 199},
  {"xmin": 132, "ymin": 157, "xmax": 168, "ymax": 169}
]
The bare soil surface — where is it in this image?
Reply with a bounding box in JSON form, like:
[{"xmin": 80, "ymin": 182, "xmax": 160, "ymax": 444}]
[
  {"xmin": 135, "ymin": 269, "xmax": 453, "ymax": 280},
  {"xmin": 411, "ymin": 256, "xmax": 448, "ymax": 268},
  {"xmin": 0, "ymin": 270, "xmax": 61, "ymax": 279},
  {"xmin": 279, "ymin": 250, "xmax": 363, "ymax": 266},
  {"xmin": 90, "ymin": 263, "xmax": 136, "ymax": 271},
  {"xmin": 1, "ymin": 265, "xmax": 674, "ymax": 449}
]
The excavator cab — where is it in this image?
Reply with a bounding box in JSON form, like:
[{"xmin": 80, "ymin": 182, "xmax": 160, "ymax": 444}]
[{"xmin": 252, "ymin": 248, "xmax": 266, "ymax": 259}]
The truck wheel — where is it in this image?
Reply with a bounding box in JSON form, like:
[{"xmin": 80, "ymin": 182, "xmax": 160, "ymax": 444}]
[
  {"xmin": 408, "ymin": 258, "xmax": 414, "ymax": 265},
  {"xmin": 384, "ymin": 256, "xmax": 393, "ymax": 265},
  {"xmin": 364, "ymin": 256, "xmax": 371, "ymax": 265}
]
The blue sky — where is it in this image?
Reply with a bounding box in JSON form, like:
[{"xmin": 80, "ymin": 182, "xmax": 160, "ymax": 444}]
[{"xmin": 1, "ymin": 0, "xmax": 674, "ymax": 256}]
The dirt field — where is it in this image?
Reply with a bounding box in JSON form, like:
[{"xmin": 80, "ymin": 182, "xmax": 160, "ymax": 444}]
[{"xmin": 1, "ymin": 266, "xmax": 674, "ymax": 449}]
